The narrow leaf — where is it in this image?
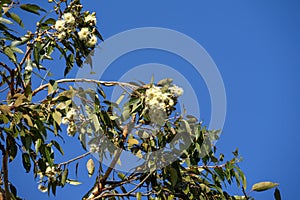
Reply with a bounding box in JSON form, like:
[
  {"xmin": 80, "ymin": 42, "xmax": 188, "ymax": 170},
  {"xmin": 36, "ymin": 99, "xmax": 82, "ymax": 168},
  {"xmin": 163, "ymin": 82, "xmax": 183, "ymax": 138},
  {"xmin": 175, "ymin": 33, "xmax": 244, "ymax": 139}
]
[{"xmin": 252, "ymin": 181, "xmax": 279, "ymax": 192}]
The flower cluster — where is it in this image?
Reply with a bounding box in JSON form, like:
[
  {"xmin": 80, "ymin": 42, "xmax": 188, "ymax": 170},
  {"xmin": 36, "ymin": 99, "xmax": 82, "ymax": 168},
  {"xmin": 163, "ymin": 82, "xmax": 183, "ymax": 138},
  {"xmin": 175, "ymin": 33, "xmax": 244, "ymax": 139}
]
[
  {"xmin": 55, "ymin": 12, "xmax": 76, "ymax": 40},
  {"xmin": 54, "ymin": 11, "xmax": 98, "ymax": 47},
  {"xmin": 84, "ymin": 12, "xmax": 97, "ymax": 26},
  {"xmin": 62, "ymin": 108, "xmax": 77, "ymax": 136},
  {"xmin": 78, "ymin": 27, "xmax": 97, "ymax": 47},
  {"xmin": 144, "ymin": 84, "xmax": 183, "ymax": 112},
  {"xmin": 37, "ymin": 166, "xmax": 59, "ymax": 193}
]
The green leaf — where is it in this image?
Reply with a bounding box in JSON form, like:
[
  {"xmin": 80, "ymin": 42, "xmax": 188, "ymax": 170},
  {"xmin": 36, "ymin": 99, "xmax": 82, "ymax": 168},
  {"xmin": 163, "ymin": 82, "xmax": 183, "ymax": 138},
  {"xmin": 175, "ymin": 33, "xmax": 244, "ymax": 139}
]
[
  {"xmin": 52, "ymin": 110, "xmax": 62, "ymax": 125},
  {"xmin": 251, "ymin": 181, "xmax": 279, "ymax": 192},
  {"xmin": 23, "ymin": 114, "xmax": 33, "ymax": 127},
  {"xmin": 3, "ymin": 46, "xmax": 17, "ymax": 63},
  {"xmin": 5, "ymin": 12, "xmax": 24, "ymax": 27},
  {"xmin": 136, "ymin": 192, "xmax": 142, "ymax": 200},
  {"xmin": 9, "ymin": 183, "xmax": 17, "ymax": 197},
  {"xmin": 64, "ymin": 53, "xmax": 74, "ymax": 76},
  {"xmin": 86, "ymin": 158, "xmax": 95, "ymax": 177},
  {"xmin": 35, "ymin": 138, "xmax": 42, "ymax": 154},
  {"xmin": 44, "ymin": 147, "xmax": 53, "ymax": 166},
  {"xmin": 7, "ymin": 136, "xmax": 17, "ymax": 162},
  {"xmin": 0, "ymin": 17, "xmax": 13, "ymax": 24},
  {"xmin": 20, "ymin": 4, "xmax": 45, "ymax": 15},
  {"xmin": 11, "ymin": 36, "xmax": 31, "ymax": 46},
  {"xmin": 10, "ymin": 46, "xmax": 24, "ymax": 54},
  {"xmin": 48, "ymin": 80, "xmax": 58, "ymax": 94},
  {"xmin": 117, "ymin": 172, "xmax": 126, "ymax": 180},
  {"xmin": 61, "ymin": 169, "xmax": 68, "ymax": 187},
  {"xmin": 128, "ymin": 138, "xmax": 139, "ymax": 145},
  {"xmin": 169, "ymin": 167, "xmax": 178, "ymax": 186},
  {"xmin": 91, "ymin": 114, "xmax": 100, "ymax": 132},
  {"xmin": 66, "ymin": 179, "xmax": 82, "ymax": 185},
  {"xmin": 51, "ymin": 140, "xmax": 64, "ymax": 155},
  {"xmin": 33, "ymin": 43, "xmax": 40, "ymax": 69},
  {"xmin": 22, "ymin": 153, "xmax": 31, "ymax": 173},
  {"xmin": 43, "ymin": 18, "xmax": 56, "ymax": 25},
  {"xmin": 274, "ymin": 188, "xmax": 281, "ymax": 200}
]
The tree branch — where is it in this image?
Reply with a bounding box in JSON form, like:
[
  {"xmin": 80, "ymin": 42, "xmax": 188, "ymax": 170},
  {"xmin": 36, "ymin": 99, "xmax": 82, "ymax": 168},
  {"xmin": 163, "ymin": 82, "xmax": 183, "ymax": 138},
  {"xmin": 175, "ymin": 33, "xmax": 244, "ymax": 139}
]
[
  {"xmin": 87, "ymin": 115, "xmax": 136, "ymax": 199},
  {"xmin": 31, "ymin": 78, "xmax": 139, "ymax": 96},
  {"xmin": 0, "ymin": 62, "xmax": 15, "ymax": 96},
  {"xmin": 57, "ymin": 151, "xmax": 91, "ymax": 168},
  {"xmin": 93, "ymin": 172, "xmax": 153, "ymax": 199},
  {"xmin": 18, "ymin": 44, "xmax": 32, "ymax": 69},
  {"xmin": 2, "ymin": 148, "xmax": 10, "ymax": 200}
]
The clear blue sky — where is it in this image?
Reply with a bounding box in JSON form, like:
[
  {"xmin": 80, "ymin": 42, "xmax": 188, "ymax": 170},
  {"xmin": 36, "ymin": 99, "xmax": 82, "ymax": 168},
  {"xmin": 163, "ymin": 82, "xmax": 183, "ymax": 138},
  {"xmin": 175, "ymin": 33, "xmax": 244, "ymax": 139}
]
[{"xmin": 6, "ymin": 0, "xmax": 300, "ymax": 199}]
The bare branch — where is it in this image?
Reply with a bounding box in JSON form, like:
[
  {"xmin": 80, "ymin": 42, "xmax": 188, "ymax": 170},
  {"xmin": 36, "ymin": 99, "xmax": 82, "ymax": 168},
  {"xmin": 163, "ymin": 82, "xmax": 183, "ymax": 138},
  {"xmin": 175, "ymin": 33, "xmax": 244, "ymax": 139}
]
[
  {"xmin": 18, "ymin": 45, "xmax": 32, "ymax": 69},
  {"xmin": 32, "ymin": 78, "xmax": 139, "ymax": 96},
  {"xmin": 2, "ymin": 148, "xmax": 10, "ymax": 199},
  {"xmin": 92, "ymin": 172, "xmax": 153, "ymax": 199},
  {"xmin": 57, "ymin": 151, "xmax": 91, "ymax": 168}
]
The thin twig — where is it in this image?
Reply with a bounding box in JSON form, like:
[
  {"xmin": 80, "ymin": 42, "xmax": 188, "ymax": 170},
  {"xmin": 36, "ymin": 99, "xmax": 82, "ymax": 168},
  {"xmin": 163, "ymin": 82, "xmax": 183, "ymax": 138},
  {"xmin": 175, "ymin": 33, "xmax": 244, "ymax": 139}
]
[
  {"xmin": 87, "ymin": 115, "xmax": 136, "ymax": 199},
  {"xmin": 242, "ymin": 186, "xmax": 249, "ymax": 200},
  {"xmin": 57, "ymin": 151, "xmax": 91, "ymax": 168},
  {"xmin": 32, "ymin": 78, "xmax": 139, "ymax": 96},
  {"xmin": 94, "ymin": 172, "xmax": 153, "ymax": 199},
  {"xmin": 0, "ymin": 62, "xmax": 12, "ymax": 74},
  {"xmin": 18, "ymin": 45, "xmax": 32, "ymax": 68},
  {"xmin": 2, "ymin": 148, "xmax": 10, "ymax": 200},
  {"xmin": 187, "ymin": 163, "xmax": 227, "ymax": 170}
]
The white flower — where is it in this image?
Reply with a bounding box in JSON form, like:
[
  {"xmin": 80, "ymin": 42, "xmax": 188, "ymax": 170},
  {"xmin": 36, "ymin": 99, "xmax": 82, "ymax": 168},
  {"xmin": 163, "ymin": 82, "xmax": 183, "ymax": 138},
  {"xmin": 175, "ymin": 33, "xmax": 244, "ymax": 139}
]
[
  {"xmin": 67, "ymin": 124, "xmax": 76, "ymax": 136},
  {"xmin": 145, "ymin": 86, "xmax": 161, "ymax": 101},
  {"xmin": 62, "ymin": 117, "xmax": 69, "ymax": 124},
  {"xmin": 57, "ymin": 32, "xmax": 66, "ymax": 40},
  {"xmin": 87, "ymin": 34, "xmax": 97, "ymax": 47},
  {"xmin": 78, "ymin": 27, "xmax": 90, "ymax": 40},
  {"xmin": 63, "ymin": 13, "xmax": 75, "ymax": 25},
  {"xmin": 66, "ymin": 108, "xmax": 76, "ymax": 120},
  {"xmin": 168, "ymin": 99, "xmax": 174, "ymax": 107},
  {"xmin": 169, "ymin": 85, "xmax": 184, "ymax": 96},
  {"xmin": 84, "ymin": 14, "xmax": 97, "ymax": 24},
  {"xmin": 55, "ymin": 19, "xmax": 65, "ymax": 32}
]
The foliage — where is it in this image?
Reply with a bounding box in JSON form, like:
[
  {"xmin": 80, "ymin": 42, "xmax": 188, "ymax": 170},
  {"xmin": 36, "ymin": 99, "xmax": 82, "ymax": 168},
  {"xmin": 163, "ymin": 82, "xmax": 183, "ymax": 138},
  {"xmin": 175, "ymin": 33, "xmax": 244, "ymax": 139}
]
[{"xmin": 0, "ymin": 0, "xmax": 280, "ymax": 199}]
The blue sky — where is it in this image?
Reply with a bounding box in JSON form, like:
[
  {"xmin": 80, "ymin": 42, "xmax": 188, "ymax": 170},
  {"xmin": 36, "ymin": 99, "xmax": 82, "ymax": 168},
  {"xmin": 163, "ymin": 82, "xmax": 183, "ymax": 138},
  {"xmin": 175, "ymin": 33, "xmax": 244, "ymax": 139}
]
[{"xmin": 5, "ymin": 0, "xmax": 300, "ymax": 199}]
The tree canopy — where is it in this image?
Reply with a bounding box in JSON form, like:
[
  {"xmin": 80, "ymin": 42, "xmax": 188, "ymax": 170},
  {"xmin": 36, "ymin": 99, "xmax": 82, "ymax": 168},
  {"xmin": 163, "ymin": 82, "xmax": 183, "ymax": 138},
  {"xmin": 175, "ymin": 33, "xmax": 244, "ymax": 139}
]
[{"xmin": 0, "ymin": 0, "xmax": 280, "ymax": 199}]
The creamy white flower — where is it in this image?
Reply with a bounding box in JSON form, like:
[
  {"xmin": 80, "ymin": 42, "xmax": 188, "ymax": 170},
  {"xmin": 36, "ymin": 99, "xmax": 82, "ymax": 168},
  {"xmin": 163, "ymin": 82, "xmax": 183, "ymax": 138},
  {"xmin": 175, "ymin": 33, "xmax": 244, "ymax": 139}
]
[
  {"xmin": 87, "ymin": 34, "xmax": 97, "ymax": 47},
  {"xmin": 78, "ymin": 27, "xmax": 90, "ymax": 40},
  {"xmin": 66, "ymin": 108, "xmax": 76, "ymax": 120},
  {"xmin": 55, "ymin": 19, "xmax": 65, "ymax": 32},
  {"xmin": 168, "ymin": 99, "xmax": 174, "ymax": 107},
  {"xmin": 84, "ymin": 14, "xmax": 97, "ymax": 24},
  {"xmin": 169, "ymin": 85, "xmax": 184, "ymax": 96},
  {"xmin": 62, "ymin": 117, "xmax": 69, "ymax": 124},
  {"xmin": 63, "ymin": 13, "xmax": 75, "ymax": 25},
  {"xmin": 57, "ymin": 32, "xmax": 66, "ymax": 40}
]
